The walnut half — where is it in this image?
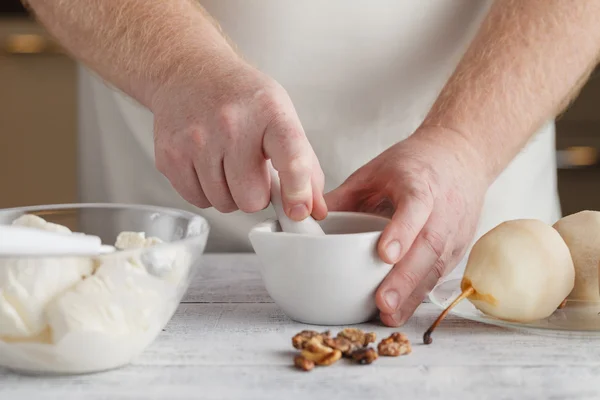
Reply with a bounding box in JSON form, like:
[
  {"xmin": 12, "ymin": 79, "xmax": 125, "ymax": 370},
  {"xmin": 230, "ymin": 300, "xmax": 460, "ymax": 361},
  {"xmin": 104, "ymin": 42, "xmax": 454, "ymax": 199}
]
[
  {"xmin": 337, "ymin": 328, "xmax": 377, "ymax": 347},
  {"xmin": 301, "ymin": 337, "xmax": 342, "ymax": 366},
  {"xmin": 323, "ymin": 336, "xmax": 363, "ymax": 357},
  {"xmin": 294, "ymin": 355, "xmax": 315, "ymax": 371},
  {"xmin": 351, "ymin": 348, "xmax": 378, "ymax": 365},
  {"xmin": 378, "ymin": 332, "xmax": 411, "ymax": 357},
  {"xmin": 292, "ymin": 330, "xmax": 330, "ymax": 350}
]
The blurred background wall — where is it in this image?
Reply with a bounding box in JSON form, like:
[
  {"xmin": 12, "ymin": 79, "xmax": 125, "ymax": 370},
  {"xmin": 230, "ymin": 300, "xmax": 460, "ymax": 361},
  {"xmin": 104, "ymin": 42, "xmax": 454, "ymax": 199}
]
[{"xmin": 1, "ymin": 4, "xmax": 599, "ymax": 216}]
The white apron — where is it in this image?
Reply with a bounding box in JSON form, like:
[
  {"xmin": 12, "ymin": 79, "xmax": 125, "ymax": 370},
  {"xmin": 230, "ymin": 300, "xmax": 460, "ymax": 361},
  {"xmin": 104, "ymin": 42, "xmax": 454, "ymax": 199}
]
[{"xmin": 77, "ymin": 0, "xmax": 561, "ymax": 279}]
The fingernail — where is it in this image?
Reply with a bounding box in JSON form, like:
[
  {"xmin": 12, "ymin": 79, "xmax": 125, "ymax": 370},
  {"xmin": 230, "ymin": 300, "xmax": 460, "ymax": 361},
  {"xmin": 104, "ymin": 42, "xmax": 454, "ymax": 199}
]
[
  {"xmin": 289, "ymin": 204, "xmax": 309, "ymax": 220},
  {"xmin": 384, "ymin": 290, "xmax": 400, "ymax": 312},
  {"xmin": 393, "ymin": 312, "xmax": 405, "ymax": 326},
  {"xmin": 385, "ymin": 241, "xmax": 401, "ymax": 263}
]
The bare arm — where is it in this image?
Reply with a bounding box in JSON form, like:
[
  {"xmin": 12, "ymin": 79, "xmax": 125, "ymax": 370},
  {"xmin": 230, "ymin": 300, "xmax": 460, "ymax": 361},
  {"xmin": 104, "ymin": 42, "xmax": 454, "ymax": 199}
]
[
  {"xmin": 24, "ymin": 0, "xmax": 237, "ymax": 109},
  {"xmin": 420, "ymin": 0, "xmax": 600, "ymax": 182},
  {"xmin": 24, "ymin": 0, "xmax": 328, "ymax": 221},
  {"xmin": 324, "ymin": 0, "xmax": 600, "ymax": 326}
]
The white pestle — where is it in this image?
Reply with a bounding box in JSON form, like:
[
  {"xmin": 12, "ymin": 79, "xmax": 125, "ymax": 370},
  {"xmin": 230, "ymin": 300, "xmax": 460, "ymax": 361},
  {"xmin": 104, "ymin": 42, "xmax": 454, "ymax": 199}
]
[
  {"xmin": 0, "ymin": 225, "xmax": 116, "ymax": 256},
  {"xmin": 267, "ymin": 161, "xmax": 325, "ymax": 235}
]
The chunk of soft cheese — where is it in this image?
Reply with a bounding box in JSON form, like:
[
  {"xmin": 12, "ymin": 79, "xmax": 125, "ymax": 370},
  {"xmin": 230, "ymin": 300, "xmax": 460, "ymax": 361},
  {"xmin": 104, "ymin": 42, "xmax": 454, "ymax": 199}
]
[
  {"xmin": 113, "ymin": 232, "xmax": 190, "ymax": 286},
  {"xmin": 11, "ymin": 214, "xmax": 72, "ymax": 235},
  {"xmin": 45, "ymin": 258, "xmax": 168, "ymax": 343},
  {"xmin": 115, "ymin": 231, "xmax": 163, "ymax": 250},
  {"xmin": 553, "ymin": 211, "xmax": 600, "ymax": 302},
  {"xmin": 0, "ymin": 216, "xmax": 94, "ymax": 339},
  {"xmin": 463, "ymin": 219, "xmax": 575, "ymax": 322}
]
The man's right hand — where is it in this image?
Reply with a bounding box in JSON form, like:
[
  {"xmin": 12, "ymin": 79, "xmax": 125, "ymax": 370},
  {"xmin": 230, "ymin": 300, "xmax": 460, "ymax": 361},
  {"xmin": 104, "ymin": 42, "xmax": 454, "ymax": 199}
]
[
  {"xmin": 151, "ymin": 61, "xmax": 327, "ymax": 221},
  {"xmin": 24, "ymin": 0, "xmax": 325, "ymax": 220}
]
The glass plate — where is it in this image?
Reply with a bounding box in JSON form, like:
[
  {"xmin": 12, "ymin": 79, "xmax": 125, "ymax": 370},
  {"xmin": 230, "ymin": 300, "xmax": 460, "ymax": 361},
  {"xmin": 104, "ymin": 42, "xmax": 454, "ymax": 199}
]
[{"xmin": 429, "ymin": 279, "xmax": 600, "ymax": 338}]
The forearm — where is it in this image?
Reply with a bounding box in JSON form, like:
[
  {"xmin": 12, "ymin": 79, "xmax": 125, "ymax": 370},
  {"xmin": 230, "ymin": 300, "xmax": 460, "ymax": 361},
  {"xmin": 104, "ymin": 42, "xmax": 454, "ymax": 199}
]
[
  {"xmin": 25, "ymin": 0, "xmax": 238, "ymax": 109},
  {"xmin": 420, "ymin": 0, "xmax": 600, "ymax": 183}
]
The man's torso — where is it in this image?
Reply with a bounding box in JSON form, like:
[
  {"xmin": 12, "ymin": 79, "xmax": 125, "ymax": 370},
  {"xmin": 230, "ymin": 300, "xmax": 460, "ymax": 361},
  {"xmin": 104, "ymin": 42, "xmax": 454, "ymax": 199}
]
[{"xmin": 77, "ymin": 1, "xmax": 560, "ymax": 278}]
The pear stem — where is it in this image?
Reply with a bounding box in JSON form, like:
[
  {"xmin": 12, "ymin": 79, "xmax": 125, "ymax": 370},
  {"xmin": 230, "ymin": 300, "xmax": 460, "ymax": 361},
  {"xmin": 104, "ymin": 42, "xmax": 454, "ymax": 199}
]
[
  {"xmin": 557, "ymin": 298, "xmax": 568, "ymax": 310},
  {"xmin": 423, "ymin": 286, "xmax": 475, "ymax": 345}
]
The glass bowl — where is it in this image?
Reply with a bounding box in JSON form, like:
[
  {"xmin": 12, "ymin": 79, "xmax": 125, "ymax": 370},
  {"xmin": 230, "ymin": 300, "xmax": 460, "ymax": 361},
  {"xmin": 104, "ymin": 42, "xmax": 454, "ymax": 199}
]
[{"xmin": 0, "ymin": 203, "xmax": 209, "ymax": 375}]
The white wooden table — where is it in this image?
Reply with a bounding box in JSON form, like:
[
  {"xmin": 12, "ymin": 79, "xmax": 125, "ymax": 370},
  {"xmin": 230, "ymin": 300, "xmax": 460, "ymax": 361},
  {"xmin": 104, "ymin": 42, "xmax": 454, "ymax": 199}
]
[{"xmin": 2, "ymin": 254, "xmax": 600, "ymax": 400}]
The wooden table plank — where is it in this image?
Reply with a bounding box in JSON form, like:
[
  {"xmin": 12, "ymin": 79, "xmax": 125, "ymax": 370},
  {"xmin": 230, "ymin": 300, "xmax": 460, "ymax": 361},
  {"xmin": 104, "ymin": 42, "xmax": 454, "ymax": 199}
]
[
  {"xmin": 102, "ymin": 303, "xmax": 600, "ymax": 368},
  {"xmin": 2, "ymin": 303, "xmax": 600, "ymax": 399},
  {"xmin": 1, "ymin": 364, "xmax": 599, "ymax": 400},
  {"xmin": 183, "ymin": 254, "xmax": 272, "ymax": 303},
  {"xmin": 2, "ymin": 254, "xmax": 600, "ymax": 399}
]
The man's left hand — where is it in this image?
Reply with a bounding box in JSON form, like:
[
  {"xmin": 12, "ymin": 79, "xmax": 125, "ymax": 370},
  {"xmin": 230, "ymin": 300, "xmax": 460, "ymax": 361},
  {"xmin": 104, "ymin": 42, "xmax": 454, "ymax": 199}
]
[{"xmin": 325, "ymin": 126, "xmax": 489, "ymax": 326}]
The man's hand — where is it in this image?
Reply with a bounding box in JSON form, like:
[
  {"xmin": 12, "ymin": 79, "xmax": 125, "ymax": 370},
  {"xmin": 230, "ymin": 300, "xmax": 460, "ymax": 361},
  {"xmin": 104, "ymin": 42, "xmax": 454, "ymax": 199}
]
[
  {"xmin": 25, "ymin": 0, "xmax": 327, "ymax": 220},
  {"xmin": 152, "ymin": 61, "xmax": 326, "ymax": 219},
  {"xmin": 324, "ymin": 0, "xmax": 600, "ymax": 326},
  {"xmin": 325, "ymin": 128, "xmax": 487, "ymax": 326}
]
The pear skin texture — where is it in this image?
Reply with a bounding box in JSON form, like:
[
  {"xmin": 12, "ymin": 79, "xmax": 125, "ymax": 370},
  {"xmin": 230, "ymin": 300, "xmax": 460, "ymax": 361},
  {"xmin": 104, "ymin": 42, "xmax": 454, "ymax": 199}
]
[
  {"xmin": 464, "ymin": 219, "xmax": 575, "ymax": 322},
  {"xmin": 553, "ymin": 211, "xmax": 600, "ymax": 302}
]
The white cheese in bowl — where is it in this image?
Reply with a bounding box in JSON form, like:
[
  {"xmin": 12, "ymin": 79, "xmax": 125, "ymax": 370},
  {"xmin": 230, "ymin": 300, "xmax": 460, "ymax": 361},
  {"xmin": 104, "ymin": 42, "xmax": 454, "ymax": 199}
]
[
  {"xmin": 11, "ymin": 214, "xmax": 72, "ymax": 235},
  {"xmin": 115, "ymin": 231, "xmax": 163, "ymax": 250},
  {"xmin": 0, "ymin": 215, "xmax": 188, "ymax": 374},
  {"xmin": 0, "ymin": 257, "xmax": 94, "ymax": 340},
  {"xmin": 0, "ymin": 215, "xmax": 94, "ymax": 340},
  {"xmin": 112, "ymin": 231, "xmax": 191, "ymax": 287},
  {"xmin": 45, "ymin": 258, "xmax": 169, "ymax": 343}
]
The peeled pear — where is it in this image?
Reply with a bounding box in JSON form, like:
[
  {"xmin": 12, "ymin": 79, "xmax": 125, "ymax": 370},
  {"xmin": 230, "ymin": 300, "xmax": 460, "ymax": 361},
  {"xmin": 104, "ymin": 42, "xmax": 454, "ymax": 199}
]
[
  {"xmin": 553, "ymin": 210, "xmax": 600, "ymax": 302},
  {"xmin": 424, "ymin": 219, "xmax": 575, "ymax": 344}
]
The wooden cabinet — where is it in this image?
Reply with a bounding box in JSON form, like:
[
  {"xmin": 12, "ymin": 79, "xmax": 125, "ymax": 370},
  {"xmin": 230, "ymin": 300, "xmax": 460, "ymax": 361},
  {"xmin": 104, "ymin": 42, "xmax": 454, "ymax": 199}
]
[
  {"xmin": 556, "ymin": 67, "xmax": 600, "ymax": 216},
  {"xmin": 0, "ymin": 18, "xmax": 77, "ymax": 209}
]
